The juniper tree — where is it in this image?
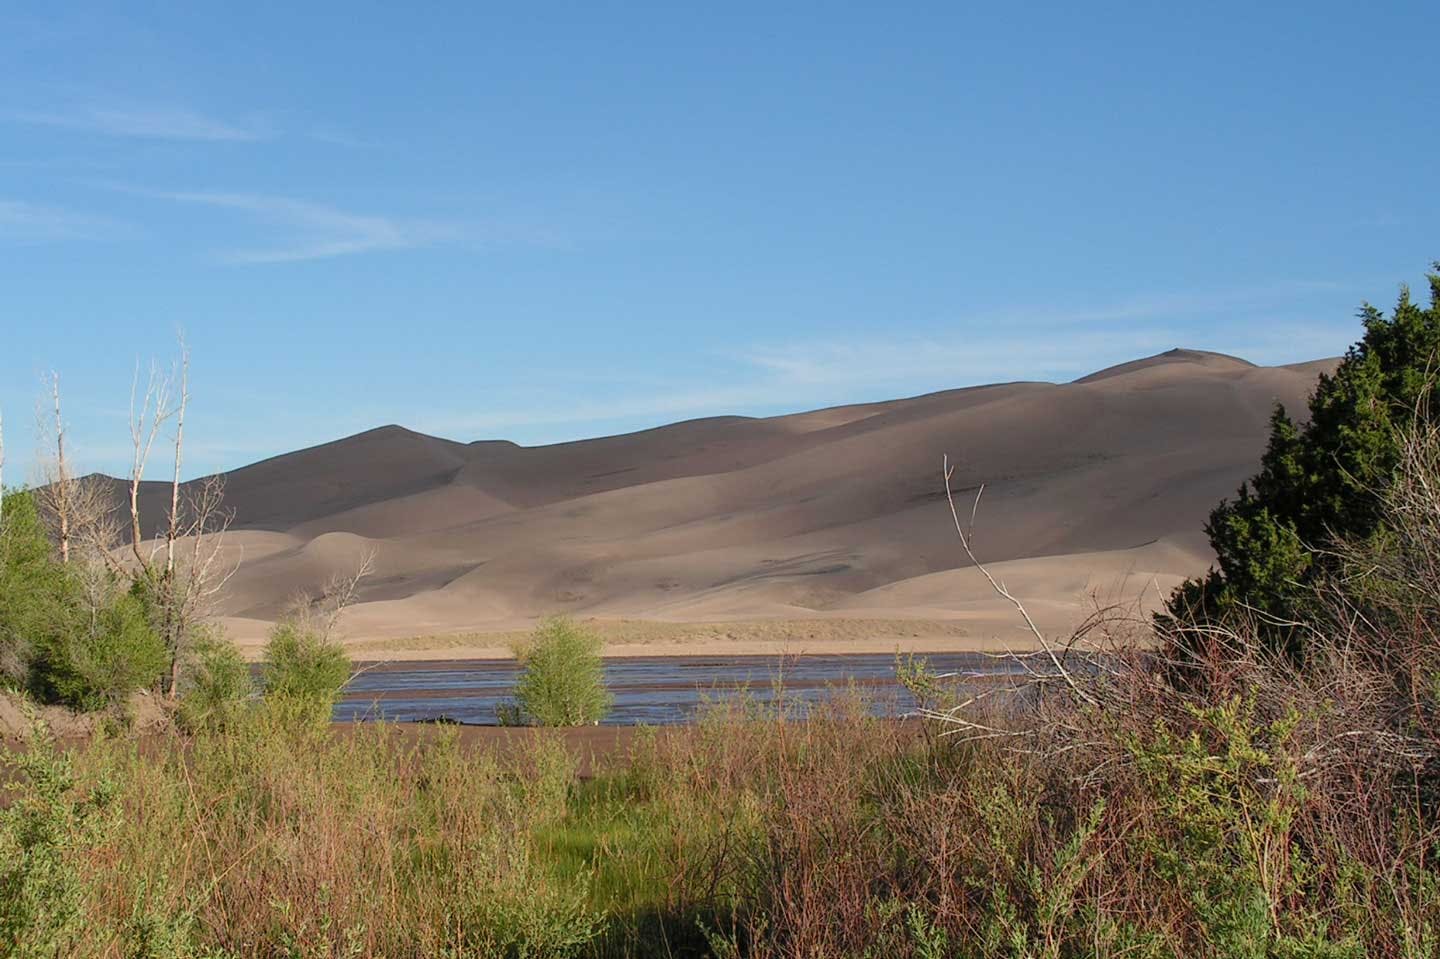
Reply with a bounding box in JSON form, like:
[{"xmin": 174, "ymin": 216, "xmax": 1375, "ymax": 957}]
[{"xmin": 1168, "ymin": 264, "xmax": 1440, "ymax": 656}]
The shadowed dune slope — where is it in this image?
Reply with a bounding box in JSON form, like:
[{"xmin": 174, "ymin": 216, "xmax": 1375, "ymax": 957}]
[{"xmin": 103, "ymin": 350, "xmax": 1338, "ymax": 649}]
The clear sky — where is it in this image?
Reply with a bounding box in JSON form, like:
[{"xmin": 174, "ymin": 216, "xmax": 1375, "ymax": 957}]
[{"xmin": 2, "ymin": 2, "xmax": 1436, "ymax": 482}]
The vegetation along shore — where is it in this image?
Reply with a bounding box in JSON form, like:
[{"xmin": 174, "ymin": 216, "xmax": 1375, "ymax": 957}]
[{"xmin": 0, "ymin": 271, "xmax": 1436, "ymax": 954}]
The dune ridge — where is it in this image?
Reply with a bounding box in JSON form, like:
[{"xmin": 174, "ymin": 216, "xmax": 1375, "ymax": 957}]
[{"xmin": 107, "ymin": 349, "xmax": 1334, "ymax": 656}]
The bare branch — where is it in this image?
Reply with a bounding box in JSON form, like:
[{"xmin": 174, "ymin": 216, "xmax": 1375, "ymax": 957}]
[
  {"xmin": 942, "ymin": 455, "xmax": 1098, "ymax": 706},
  {"xmin": 166, "ymin": 334, "xmax": 190, "ymax": 577},
  {"xmin": 323, "ymin": 549, "xmax": 376, "ymax": 640},
  {"xmin": 129, "ymin": 358, "xmax": 176, "ymax": 566},
  {"xmin": 49, "ymin": 372, "xmax": 71, "ymax": 564}
]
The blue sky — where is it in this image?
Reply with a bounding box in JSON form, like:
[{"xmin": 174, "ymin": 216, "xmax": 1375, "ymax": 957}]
[{"xmin": 2, "ymin": 2, "xmax": 1436, "ymax": 481}]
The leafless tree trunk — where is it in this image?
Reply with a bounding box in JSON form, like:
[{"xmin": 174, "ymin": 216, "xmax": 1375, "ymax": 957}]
[
  {"xmin": 49, "ymin": 373, "xmax": 71, "ymax": 564},
  {"xmin": 156, "ymin": 473, "xmax": 238, "ymax": 698},
  {"xmin": 115, "ymin": 339, "xmax": 237, "ymax": 699},
  {"xmin": 128, "ymin": 360, "xmax": 174, "ymax": 566},
  {"xmin": 159, "ymin": 341, "xmax": 191, "ymax": 698},
  {"xmin": 20, "ymin": 337, "xmax": 236, "ymax": 701},
  {"xmin": 123, "ymin": 337, "xmax": 234, "ymax": 700},
  {"xmin": 34, "ymin": 374, "xmax": 119, "ymax": 568},
  {"xmin": 166, "ymin": 339, "xmax": 188, "ymax": 578}
]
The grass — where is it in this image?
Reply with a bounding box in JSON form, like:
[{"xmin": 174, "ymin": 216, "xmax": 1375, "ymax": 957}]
[{"xmin": 2, "ymin": 649, "xmax": 1436, "ymax": 958}]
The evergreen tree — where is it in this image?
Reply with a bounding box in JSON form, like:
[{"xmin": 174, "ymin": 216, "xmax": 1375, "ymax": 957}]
[{"xmin": 1169, "ymin": 265, "xmax": 1440, "ymax": 653}]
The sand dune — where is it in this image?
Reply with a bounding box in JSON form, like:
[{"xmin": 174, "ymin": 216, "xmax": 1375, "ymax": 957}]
[{"xmin": 121, "ymin": 348, "xmax": 1332, "ymax": 656}]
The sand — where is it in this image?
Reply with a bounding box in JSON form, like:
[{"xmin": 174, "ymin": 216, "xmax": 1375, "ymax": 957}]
[{"xmin": 108, "ymin": 348, "xmax": 1332, "ymax": 660}]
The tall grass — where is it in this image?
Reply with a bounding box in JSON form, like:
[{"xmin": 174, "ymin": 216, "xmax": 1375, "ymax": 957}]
[{"xmin": 3, "ymin": 663, "xmax": 1434, "ymax": 958}]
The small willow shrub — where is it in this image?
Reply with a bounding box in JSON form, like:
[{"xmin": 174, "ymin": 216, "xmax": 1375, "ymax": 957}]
[
  {"xmin": 261, "ymin": 621, "xmax": 350, "ymax": 723},
  {"xmin": 509, "ymin": 617, "xmax": 611, "ymax": 726},
  {"xmin": 178, "ymin": 628, "xmax": 253, "ymax": 731}
]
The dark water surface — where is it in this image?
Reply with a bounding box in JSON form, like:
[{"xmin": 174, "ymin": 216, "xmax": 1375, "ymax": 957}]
[{"xmin": 335, "ymin": 653, "xmax": 1024, "ymax": 726}]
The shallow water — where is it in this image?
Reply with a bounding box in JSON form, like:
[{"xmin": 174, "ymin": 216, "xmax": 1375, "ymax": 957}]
[{"xmin": 335, "ymin": 652, "xmax": 1025, "ymax": 725}]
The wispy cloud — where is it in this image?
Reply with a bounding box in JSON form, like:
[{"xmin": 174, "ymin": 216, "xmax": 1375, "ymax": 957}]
[
  {"xmin": 417, "ymin": 285, "xmax": 1359, "ymax": 442},
  {"xmin": 737, "ymin": 325, "xmax": 1349, "ymax": 391},
  {"xmin": 0, "ymin": 199, "xmax": 122, "ymax": 242},
  {"xmin": 9, "ymin": 105, "xmax": 265, "ymax": 141},
  {"xmin": 417, "ymin": 332, "xmax": 1178, "ymax": 440},
  {"xmin": 127, "ymin": 189, "xmax": 460, "ymax": 263}
]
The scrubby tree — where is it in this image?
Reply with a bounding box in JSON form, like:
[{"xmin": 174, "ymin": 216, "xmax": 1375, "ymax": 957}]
[
  {"xmin": 258, "ymin": 554, "xmax": 372, "ymax": 724},
  {"xmin": 177, "ymin": 627, "xmax": 253, "ymax": 731},
  {"xmin": 0, "ymin": 490, "xmax": 69, "ymax": 688},
  {"xmin": 260, "ymin": 621, "xmax": 352, "ymax": 727},
  {"xmin": 120, "ymin": 344, "xmax": 238, "ymax": 701},
  {"xmin": 32, "ymin": 591, "xmax": 167, "ymax": 711},
  {"xmin": 509, "ymin": 617, "xmax": 612, "ymax": 726},
  {"xmin": 0, "ymin": 488, "xmax": 167, "ymax": 709},
  {"xmin": 1168, "ymin": 264, "xmax": 1440, "ymax": 654}
]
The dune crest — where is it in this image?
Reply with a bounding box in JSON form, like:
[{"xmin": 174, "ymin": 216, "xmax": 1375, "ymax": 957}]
[{"xmin": 110, "ymin": 350, "xmax": 1336, "ymax": 654}]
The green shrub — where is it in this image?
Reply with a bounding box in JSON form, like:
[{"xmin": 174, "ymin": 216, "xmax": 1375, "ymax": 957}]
[
  {"xmin": 177, "ymin": 628, "xmax": 253, "ymax": 732},
  {"xmin": 0, "ymin": 714, "xmax": 115, "ymax": 957},
  {"xmin": 261, "ymin": 621, "xmax": 351, "ymax": 722},
  {"xmin": 509, "ymin": 617, "xmax": 611, "ymax": 727},
  {"xmin": 1168, "ymin": 264, "xmax": 1440, "ymax": 652},
  {"xmin": 0, "ymin": 489, "xmax": 71, "ymax": 689},
  {"xmin": 35, "ymin": 591, "xmax": 167, "ymax": 712},
  {"xmin": 3, "ymin": 488, "xmax": 170, "ymax": 710}
]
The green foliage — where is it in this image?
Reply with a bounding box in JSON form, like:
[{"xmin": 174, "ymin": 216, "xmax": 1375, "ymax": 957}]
[
  {"xmin": 177, "ymin": 628, "xmax": 253, "ymax": 732},
  {"xmin": 1125, "ymin": 697, "xmax": 1364, "ymax": 957},
  {"xmin": 1, "ymin": 488, "xmax": 169, "ymax": 710},
  {"xmin": 0, "ymin": 690, "xmax": 1430, "ymax": 957},
  {"xmin": 509, "ymin": 617, "xmax": 612, "ymax": 727},
  {"xmin": 895, "ymin": 650, "xmax": 961, "ymax": 713},
  {"xmin": 35, "ymin": 591, "xmax": 168, "ymax": 712},
  {"xmin": 1169, "ymin": 266, "xmax": 1440, "ymax": 648},
  {"xmin": 0, "ymin": 489, "xmax": 70, "ymax": 689},
  {"xmin": 0, "ymin": 715, "xmax": 115, "ymax": 958},
  {"xmin": 261, "ymin": 621, "xmax": 350, "ymax": 722}
]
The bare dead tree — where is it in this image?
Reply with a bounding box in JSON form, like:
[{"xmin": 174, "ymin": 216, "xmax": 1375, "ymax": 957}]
[
  {"xmin": 145, "ymin": 473, "xmax": 239, "ymax": 698},
  {"xmin": 128, "ymin": 358, "xmax": 175, "ymax": 565},
  {"xmin": 31, "ymin": 374, "xmax": 121, "ymax": 570},
  {"xmin": 274, "ymin": 548, "xmax": 383, "ymax": 685},
  {"xmin": 65, "ymin": 476, "xmax": 123, "ymax": 565},
  {"xmin": 122, "ymin": 338, "xmax": 242, "ymax": 699},
  {"xmin": 14, "ymin": 337, "xmax": 238, "ymax": 702},
  {"xmin": 45, "ymin": 372, "xmax": 72, "ymax": 564},
  {"xmin": 166, "ymin": 337, "xmax": 189, "ymax": 578},
  {"xmin": 105, "ymin": 338, "xmax": 241, "ymax": 699},
  {"xmin": 322, "ymin": 549, "xmax": 376, "ymax": 640}
]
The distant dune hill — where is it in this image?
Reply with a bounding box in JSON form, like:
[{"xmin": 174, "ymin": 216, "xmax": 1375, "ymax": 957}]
[{"xmin": 105, "ymin": 349, "xmax": 1337, "ymax": 649}]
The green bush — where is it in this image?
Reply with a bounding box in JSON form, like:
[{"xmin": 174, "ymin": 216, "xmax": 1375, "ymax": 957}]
[
  {"xmin": 35, "ymin": 591, "xmax": 168, "ymax": 712},
  {"xmin": 509, "ymin": 617, "xmax": 612, "ymax": 727},
  {"xmin": 261, "ymin": 621, "xmax": 351, "ymax": 722},
  {"xmin": 0, "ymin": 489, "xmax": 71, "ymax": 689},
  {"xmin": 0, "ymin": 715, "xmax": 116, "ymax": 957},
  {"xmin": 2, "ymin": 489, "xmax": 169, "ymax": 711},
  {"xmin": 1168, "ymin": 264, "xmax": 1440, "ymax": 653},
  {"xmin": 177, "ymin": 628, "xmax": 253, "ymax": 732}
]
